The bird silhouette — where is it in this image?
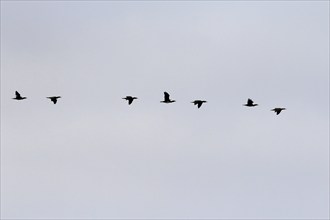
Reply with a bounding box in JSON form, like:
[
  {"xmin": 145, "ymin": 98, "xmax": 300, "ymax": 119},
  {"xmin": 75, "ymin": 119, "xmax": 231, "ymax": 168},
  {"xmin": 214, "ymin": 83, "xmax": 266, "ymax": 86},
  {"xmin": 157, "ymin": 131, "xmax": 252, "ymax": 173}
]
[
  {"xmin": 47, "ymin": 96, "xmax": 61, "ymax": 104},
  {"xmin": 123, "ymin": 96, "xmax": 138, "ymax": 105},
  {"xmin": 13, "ymin": 91, "xmax": 27, "ymax": 100},
  {"xmin": 244, "ymin": 98, "xmax": 258, "ymax": 107},
  {"xmin": 271, "ymin": 108, "xmax": 286, "ymax": 115},
  {"xmin": 161, "ymin": 92, "xmax": 176, "ymax": 103},
  {"xmin": 192, "ymin": 100, "xmax": 207, "ymax": 108}
]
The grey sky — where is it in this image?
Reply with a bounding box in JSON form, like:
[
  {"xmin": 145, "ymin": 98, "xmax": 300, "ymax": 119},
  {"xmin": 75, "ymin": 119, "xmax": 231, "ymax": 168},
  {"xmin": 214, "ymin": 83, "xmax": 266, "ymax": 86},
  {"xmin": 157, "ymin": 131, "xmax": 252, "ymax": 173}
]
[{"xmin": 1, "ymin": 1, "xmax": 329, "ymax": 219}]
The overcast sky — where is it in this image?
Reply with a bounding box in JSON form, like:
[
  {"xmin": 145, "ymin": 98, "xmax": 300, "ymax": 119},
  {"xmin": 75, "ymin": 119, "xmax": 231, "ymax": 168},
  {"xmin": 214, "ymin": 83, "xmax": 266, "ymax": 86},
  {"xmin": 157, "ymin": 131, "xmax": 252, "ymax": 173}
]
[{"xmin": 1, "ymin": 1, "xmax": 329, "ymax": 219}]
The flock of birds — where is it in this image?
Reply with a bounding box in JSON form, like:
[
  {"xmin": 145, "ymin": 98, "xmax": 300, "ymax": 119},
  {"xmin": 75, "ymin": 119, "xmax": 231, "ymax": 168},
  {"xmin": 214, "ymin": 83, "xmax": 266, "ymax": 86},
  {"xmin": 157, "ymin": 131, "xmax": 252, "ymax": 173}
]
[{"xmin": 13, "ymin": 91, "xmax": 286, "ymax": 115}]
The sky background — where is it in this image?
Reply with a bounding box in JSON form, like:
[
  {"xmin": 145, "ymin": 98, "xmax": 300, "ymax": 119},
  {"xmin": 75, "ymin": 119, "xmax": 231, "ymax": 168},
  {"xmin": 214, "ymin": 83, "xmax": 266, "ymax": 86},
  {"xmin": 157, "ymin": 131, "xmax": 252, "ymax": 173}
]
[{"xmin": 1, "ymin": 1, "xmax": 329, "ymax": 219}]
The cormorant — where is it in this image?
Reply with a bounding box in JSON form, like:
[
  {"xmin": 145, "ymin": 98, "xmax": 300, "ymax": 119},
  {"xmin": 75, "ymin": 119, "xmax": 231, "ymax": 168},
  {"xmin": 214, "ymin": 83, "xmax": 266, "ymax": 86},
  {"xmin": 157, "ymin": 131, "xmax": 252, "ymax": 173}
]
[
  {"xmin": 13, "ymin": 91, "xmax": 27, "ymax": 100},
  {"xmin": 161, "ymin": 92, "xmax": 176, "ymax": 103},
  {"xmin": 271, "ymin": 108, "xmax": 286, "ymax": 115},
  {"xmin": 123, "ymin": 96, "xmax": 138, "ymax": 105},
  {"xmin": 191, "ymin": 100, "xmax": 207, "ymax": 108},
  {"xmin": 244, "ymin": 98, "xmax": 258, "ymax": 107},
  {"xmin": 47, "ymin": 96, "xmax": 61, "ymax": 104}
]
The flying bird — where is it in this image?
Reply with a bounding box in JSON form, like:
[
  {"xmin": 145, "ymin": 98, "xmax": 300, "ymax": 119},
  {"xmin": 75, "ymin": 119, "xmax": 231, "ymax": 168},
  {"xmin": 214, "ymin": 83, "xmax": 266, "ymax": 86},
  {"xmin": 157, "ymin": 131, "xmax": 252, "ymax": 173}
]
[
  {"xmin": 13, "ymin": 91, "xmax": 27, "ymax": 100},
  {"xmin": 47, "ymin": 96, "xmax": 61, "ymax": 104},
  {"xmin": 123, "ymin": 96, "xmax": 138, "ymax": 105},
  {"xmin": 191, "ymin": 100, "xmax": 207, "ymax": 108},
  {"xmin": 244, "ymin": 98, "xmax": 258, "ymax": 107},
  {"xmin": 271, "ymin": 108, "xmax": 286, "ymax": 115},
  {"xmin": 161, "ymin": 92, "xmax": 176, "ymax": 103}
]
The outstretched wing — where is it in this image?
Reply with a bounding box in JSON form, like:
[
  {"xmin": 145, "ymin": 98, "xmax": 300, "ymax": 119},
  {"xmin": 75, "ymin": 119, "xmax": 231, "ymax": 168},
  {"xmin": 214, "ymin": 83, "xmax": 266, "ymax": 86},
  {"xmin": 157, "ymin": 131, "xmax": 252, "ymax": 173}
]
[
  {"xmin": 164, "ymin": 92, "xmax": 170, "ymax": 101},
  {"xmin": 47, "ymin": 97, "xmax": 58, "ymax": 104},
  {"xmin": 271, "ymin": 108, "xmax": 281, "ymax": 115},
  {"xmin": 128, "ymin": 98, "xmax": 133, "ymax": 105},
  {"xmin": 197, "ymin": 102, "xmax": 202, "ymax": 108},
  {"xmin": 15, "ymin": 91, "xmax": 21, "ymax": 98},
  {"xmin": 247, "ymin": 99, "xmax": 253, "ymax": 105}
]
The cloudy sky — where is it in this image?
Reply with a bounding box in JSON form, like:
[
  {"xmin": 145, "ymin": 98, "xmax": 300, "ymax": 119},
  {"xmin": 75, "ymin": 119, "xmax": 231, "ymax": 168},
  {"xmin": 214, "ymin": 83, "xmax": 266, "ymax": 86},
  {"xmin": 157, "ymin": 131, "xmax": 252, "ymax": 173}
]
[{"xmin": 1, "ymin": 1, "xmax": 329, "ymax": 219}]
